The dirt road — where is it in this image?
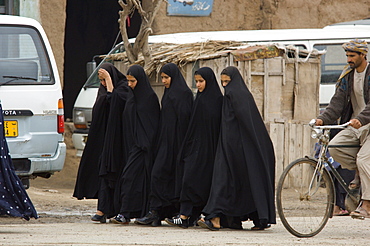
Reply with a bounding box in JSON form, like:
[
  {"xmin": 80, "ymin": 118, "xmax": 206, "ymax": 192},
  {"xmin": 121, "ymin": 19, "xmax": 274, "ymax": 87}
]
[
  {"xmin": 1, "ymin": 124, "xmax": 369, "ymax": 245},
  {"xmin": 2, "ymin": 202, "xmax": 370, "ymax": 246}
]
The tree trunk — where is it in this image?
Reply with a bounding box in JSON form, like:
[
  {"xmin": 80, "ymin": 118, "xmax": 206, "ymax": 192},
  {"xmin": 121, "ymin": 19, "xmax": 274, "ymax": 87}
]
[{"xmin": 118, "ymin": 0, "xmax": 164, "ymax": 67}]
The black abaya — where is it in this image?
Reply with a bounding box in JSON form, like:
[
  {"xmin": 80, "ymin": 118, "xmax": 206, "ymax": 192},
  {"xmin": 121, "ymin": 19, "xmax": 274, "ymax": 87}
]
[
  {"xmin": 202, "ymin": 66, "xmax": 276, "ymax": 226},
  {"xmin": 149, "ymin": 63, "xmax": 193, "ymax": 214},
  {"xmin": 178, "ymin": 67, "xmax": 223, "ymax": 215},
  {"xmin": 73, "ymin": 63, "xmax": 128, "ymax": 201},
  {"xmin": 115, "ymin": 65, "xmax": 160, "ymax": 218}
]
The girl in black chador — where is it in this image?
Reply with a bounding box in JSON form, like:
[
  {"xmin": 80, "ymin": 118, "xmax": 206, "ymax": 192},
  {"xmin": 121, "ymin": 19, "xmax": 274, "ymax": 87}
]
[
  {"xmin": 111, "ymin": 65, "xmax": 160, "ymax": 224},
  {"xmin": 0, "ymin": 104, "xmax": 38, "ymax": 221},
  {"xmin": 165, "ymin": 67, "xmax": 223, "ymax": 228},
  {"xmin": 135, "ymin": 63, "xmax": 193, "ymax": 226},
  {"xmin": 198, "ymin": 66, "xmax": 276, "ymax": 231},
  {"xmin": 73, "ymin": 63, "xmax": 129, "ymax": 223}
]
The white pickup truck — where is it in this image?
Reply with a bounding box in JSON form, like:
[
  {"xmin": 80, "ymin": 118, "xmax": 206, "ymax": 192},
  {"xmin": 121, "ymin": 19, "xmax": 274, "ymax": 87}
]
[{"xmin": 72, "ymin": 21, "xmax": 370, "ymax": 155}]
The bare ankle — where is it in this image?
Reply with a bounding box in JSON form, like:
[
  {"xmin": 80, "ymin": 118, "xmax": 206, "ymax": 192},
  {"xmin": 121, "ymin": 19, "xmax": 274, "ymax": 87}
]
[
  {"xmin": 211, "ymin": 217, "xmax": 220, "ymax": 228},
  {"xmin": 362, "ymin": 200, "xmax": 370, "ymax": 211}
]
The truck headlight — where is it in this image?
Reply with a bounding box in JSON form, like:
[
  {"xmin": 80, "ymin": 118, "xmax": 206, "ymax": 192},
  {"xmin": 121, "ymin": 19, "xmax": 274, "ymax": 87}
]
[{"xmin": 73, "ymin": 109, "xmax": 87, "ymax": 129}]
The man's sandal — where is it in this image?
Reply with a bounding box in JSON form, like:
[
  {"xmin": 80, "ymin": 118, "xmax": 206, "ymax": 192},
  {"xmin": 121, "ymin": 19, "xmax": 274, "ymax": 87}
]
[
  {"xmin": 350, "ymin": 207, "xmax": 370, "ymax": 220},
  {"xmin": 349, "ymin": 179, "xmax": 361, "ymax": 190}
]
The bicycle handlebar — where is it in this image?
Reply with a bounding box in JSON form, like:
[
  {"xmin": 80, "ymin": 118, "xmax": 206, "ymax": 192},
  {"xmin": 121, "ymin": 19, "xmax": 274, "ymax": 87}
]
[{"xmin": 309, "ymin": 119, "xmax": 351, "ymax": 130}]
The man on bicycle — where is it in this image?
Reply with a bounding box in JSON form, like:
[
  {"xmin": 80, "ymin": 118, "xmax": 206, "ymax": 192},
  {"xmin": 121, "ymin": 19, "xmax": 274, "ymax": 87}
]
[{"xmin": 315, "ymin": 39, "xmax": 370, "ymax": 220}]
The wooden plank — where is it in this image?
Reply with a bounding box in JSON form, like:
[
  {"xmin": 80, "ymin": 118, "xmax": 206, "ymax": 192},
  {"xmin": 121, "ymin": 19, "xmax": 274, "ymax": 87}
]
[
  {"xmin": 264, "ymin": 59, "xmax": 268, "ymax": 120},
  {"xmin": 293, "ymin": 61, "xmax": 320, "ymax": 121},
  {"xmin": 268, "ymin": 123, "xmax": 285, "ymax": 185},
  {"xmin": 265, "ymin": 58, "xmax": 284, "ymax": 121}
]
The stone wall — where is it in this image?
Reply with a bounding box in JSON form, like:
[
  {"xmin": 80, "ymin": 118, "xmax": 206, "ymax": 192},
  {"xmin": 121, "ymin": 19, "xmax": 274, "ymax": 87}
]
[
  {"xmin": 41, "ymin": 0, "xmax": 369, "ymax": 88},
  {"xmin": 39, "ymin": 0, "xmax": 66, "ymax": 86},
  {"xmin": 152, "ymin": 0, "xmax": 370, "ymax": 34}
]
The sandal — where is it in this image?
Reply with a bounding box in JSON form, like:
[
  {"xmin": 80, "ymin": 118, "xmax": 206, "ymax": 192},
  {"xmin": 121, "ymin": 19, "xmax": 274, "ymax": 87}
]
[
  {"xmin": 333, "ymin": 209, "xmax": 349, "ymax": 216},
  {"xmin": 349, "ymin": 172, "xmax": 361, "ymax": 190},
  {"xmin": 251, "ymin": 224, "xmax": 271, "ymax": 230},
  {"xmin": 350, "ymin": 202, "xmax": 370, "ymax": 220},
  {"xmin": 197, "ymin": 219, "xmax": 221, "ymax": 231},
  {"xmin": 349, "ymin": 179, "xmax": 361, "ymax": 190}
]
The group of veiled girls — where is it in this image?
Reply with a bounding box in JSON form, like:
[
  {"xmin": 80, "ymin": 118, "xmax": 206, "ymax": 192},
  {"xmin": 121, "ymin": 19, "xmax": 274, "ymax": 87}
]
[{"xmin": 73, "ymin": 62, "xmax": 276, "ymax": 231}]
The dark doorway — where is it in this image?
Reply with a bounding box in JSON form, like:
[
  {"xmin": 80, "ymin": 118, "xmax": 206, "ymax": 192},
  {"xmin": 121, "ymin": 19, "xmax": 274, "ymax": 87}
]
[{"xmin": 63, "ymin": 0, "xmax": 140, "ymax": 119}]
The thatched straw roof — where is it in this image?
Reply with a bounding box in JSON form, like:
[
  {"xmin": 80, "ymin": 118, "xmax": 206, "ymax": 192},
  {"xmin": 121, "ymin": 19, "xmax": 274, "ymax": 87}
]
[
  {"xmin": 103, "ymin": 40, "xmax": 246, "ymax": 76},
  {"xmin": 102, "ymin": 40, "xmax": 322, "ymax": 76}
]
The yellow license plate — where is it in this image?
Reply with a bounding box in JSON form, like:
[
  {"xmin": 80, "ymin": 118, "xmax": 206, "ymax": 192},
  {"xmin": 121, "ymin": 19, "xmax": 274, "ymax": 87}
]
[{"xmin": 4, "ymin": 120, "xmax": 18, "ymax": 137}]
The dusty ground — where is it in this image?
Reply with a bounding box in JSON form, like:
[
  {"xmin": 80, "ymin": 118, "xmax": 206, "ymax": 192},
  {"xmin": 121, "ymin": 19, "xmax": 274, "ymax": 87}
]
[
  {"xmin": 17, "ymin": 123, "xmax": 97, "ymax": 223},
  {"xmin": 2, "ymin": 124, "xmax": 370, "ymax": 246}
]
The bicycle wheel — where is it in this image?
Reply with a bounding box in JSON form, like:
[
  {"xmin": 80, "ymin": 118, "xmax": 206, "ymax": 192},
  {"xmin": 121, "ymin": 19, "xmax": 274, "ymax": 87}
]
[{"xmin": 276, "ymin": 157, "xmax": 335, "ymax": 237}]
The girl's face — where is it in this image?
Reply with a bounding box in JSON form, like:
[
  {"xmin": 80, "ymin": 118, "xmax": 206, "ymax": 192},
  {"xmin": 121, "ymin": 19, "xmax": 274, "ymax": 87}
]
[
  {"xmin": 161, "ymin": 72, "xmax": 171, "ymax": 88},
  {"xmin": 221, "ymin": 74, "xmax": 231, "ymax": 87},
  {"xmin": 194, "ymin": 74, "xmax": 206, "ymax": 92},
  {"xmin": 127, "ymin": 75, "xmax": 138, "ymax": 89}
]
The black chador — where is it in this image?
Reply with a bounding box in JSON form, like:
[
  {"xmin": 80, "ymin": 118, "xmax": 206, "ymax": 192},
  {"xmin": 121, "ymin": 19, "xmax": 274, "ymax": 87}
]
[
  {"xmin": 135, "ymin": 63, "xmax": 193, "ymax": 226},
  {"xmin": 73, "ymin": 63, "xmax": 128, "ymax": 211},
  {"xmin": 114, "ymin": 65, "xmax": 160, "ymax": 222},
  {"xmin": 202, "ymin": 66, "xmax": 276, "ymax": 229},
  {"xmin": 177, "ymin": 67, "xmax": 223, "ymax": 220}
]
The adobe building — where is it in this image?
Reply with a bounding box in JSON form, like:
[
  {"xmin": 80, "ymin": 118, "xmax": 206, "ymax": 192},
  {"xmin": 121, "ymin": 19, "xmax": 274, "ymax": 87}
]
[{"xmin": 1, "ymin": 0, "xmax": 369, "ymax": 118}]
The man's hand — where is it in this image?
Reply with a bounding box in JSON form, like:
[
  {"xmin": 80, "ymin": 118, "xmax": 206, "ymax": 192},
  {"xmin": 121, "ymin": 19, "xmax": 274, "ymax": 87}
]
[
  {"xmin": 315, "ymin": 119, "xmax": 323, "ymax": 126},
  {"xmin": 350, "ymin": 119, "xmax": 362, "ymax": 129}
]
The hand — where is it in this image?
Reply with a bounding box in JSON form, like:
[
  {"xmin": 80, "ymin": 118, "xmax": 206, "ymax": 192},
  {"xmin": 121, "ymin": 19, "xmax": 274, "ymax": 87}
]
[
  {"xmin": 98, "ymin": 68, "xmax": 110, "ymax": 80},
  {"xmin": 349, "ymin": 119, "xmax": 362, "ymax": 129},
  {"xmin": 315, "ymin": 119, "xmax": 323, "ymax": 126},
  {"xmin": 98, "ymin": 68, "xmax": 113, "ymax": 92}
]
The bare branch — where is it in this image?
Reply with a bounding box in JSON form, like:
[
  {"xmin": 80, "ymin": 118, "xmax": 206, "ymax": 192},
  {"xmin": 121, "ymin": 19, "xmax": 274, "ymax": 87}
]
[{"xmin": 118, "ymin": 0, "xmax": 165, "ymax": 65}]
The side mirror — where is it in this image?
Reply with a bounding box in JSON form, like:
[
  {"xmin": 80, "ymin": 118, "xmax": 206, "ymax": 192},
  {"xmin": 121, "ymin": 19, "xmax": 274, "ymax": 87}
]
[{"xmin": 86, "ymin": 61, "xmax": 96, "ymax": 79}]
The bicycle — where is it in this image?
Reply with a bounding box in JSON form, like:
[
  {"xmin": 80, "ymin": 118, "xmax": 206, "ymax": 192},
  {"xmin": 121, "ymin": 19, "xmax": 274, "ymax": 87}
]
[{"xmin": 276, "ymin": 119, "xmax": 361, "ymax": 237}]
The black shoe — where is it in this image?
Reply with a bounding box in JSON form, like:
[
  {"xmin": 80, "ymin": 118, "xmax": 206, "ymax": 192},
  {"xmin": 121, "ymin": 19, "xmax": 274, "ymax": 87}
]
[
  {"xmin": 91, "ymin": 214, "xmax": 107, "ymax": 223},
  {"xmin": 189, "ymin": 215, "xmax": 201, "ymax": 227},
  {"xmin": 165, "ymin": 215, "xmax": 189, "ymax": 229},
  {"xmin": 251, "ymin": 224, "xmax": 271, "ymax": 230},
  {"xmin": 111, "ymin": 214, "xmax": 130, "ymax": 224},
  {"xmin": 197, "ymin": 219, "xmax": 221, "ymax": 231},
  {"xmin": 134, "ymin": 210, "xmax": 161, "ymax": 226}
]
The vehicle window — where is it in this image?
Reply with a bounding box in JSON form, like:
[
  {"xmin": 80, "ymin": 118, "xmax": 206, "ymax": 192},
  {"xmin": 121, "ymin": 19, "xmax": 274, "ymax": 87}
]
[
  {"xmin": 83, "ymin": 44, "xmax": 124, "ymax": 88},
  {"xmin": 0, "ymin": 25, "xmax": 54, "ymax": 85},
  {"xmin": 285, "ymin": 45, "xmax": 307, "ymax": 58},
  {"xmin": 314, "ymin": 44, "xmax": 346, "ymax": 84}
]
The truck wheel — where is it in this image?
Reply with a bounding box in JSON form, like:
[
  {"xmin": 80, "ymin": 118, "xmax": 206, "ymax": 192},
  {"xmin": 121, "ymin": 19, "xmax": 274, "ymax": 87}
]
[{"xmin": 21, "ymin": 178, "xmax": 30, "ymax": 189}]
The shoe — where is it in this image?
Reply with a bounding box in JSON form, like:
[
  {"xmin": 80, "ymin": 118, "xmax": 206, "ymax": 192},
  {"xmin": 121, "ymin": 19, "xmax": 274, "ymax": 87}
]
[
  {"xmin": 349, "ymin": 179, "xmax": 361, "ymax": 190},
  {"xmin": 350, "ymin": 206, "xmax": 370, "ymax": 220},
  {"xmin": 134, "ymin": 210, "xmax": 161, "ymax": 226},
  {"xmin": 91, "ymin": 214, "xmax": 107, "ymax": 223},
  {"xmin": 111, "ymin": 214, "xmax": 130, "ymax": 224},
  {"xmin": 333, "ymin": 208, "xmax": 349, "ymax": 216},
  {"xmin": 189, "ymin": 215, "xmax": 201, "ymax": 227},
  {"xmin": 251, "ymin": 224, "xmax": 271, "ymax": 230},
  {"xmin": 165, "ymin": 215, "xmax": 189, "ymax": 229},
  {"xmin": 197, "ymin": 219, "xmax": 221, "ymax": 231}
]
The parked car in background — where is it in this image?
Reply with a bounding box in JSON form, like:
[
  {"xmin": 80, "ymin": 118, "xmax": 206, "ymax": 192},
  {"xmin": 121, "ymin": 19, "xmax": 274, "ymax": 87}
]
[
  {"xmin": 0, "ymin": 15, "xmax": 66, "ymax": 188},
  {"xmin": 72, "ymin": 20, "xmax": 370, "ymax": 156}
]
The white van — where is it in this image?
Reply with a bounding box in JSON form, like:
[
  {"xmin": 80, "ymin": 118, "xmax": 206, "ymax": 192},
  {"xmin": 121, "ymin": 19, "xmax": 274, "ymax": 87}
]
[
  {"xmin": 0, "ymin": 15, "xmax": 66, "ymax": 187},
  {"xmin": 72, "ymin": 25, "xmax": 370, "ymax": 156}
]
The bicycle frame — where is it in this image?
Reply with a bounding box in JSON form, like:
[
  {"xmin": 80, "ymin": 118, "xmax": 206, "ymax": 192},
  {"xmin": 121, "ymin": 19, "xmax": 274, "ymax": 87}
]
[
  {"xmin": 276, "ymin": 120, "xmax": 360, "ymax": 237},
  {"xmin": 309, "ymin": 121, "xmax": 358, "ymax": 202}
]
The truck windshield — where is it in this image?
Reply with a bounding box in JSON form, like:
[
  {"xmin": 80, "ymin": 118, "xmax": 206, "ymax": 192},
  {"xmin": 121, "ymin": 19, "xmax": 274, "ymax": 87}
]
[
  {"xmin": 314, "ymin": 44, "xmax": 347, "ymax": 84},
  {"xmin": 0, "ymin": 25, "xmax": 54, "ymax": 85},
  {"xmin": 83, "ymin": 43, "xmax": 126, "ymax": 88}
]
